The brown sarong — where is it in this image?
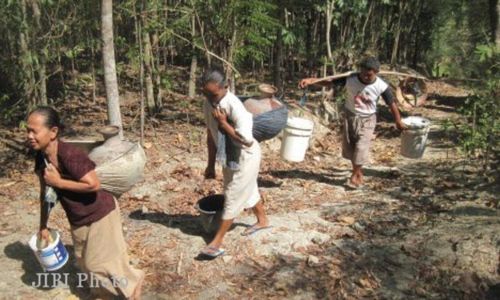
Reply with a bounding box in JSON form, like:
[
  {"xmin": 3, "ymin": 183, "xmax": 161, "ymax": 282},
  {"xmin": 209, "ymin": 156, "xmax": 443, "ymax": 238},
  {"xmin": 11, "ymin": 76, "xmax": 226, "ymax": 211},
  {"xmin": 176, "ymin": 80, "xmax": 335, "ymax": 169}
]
[
  {"xmin": 71, "ymin": 200, "xmax": 144, "ymax": 298},
  {"xmin": 342, "ymin": 109, "xmax": 377, "ymax": 165}
]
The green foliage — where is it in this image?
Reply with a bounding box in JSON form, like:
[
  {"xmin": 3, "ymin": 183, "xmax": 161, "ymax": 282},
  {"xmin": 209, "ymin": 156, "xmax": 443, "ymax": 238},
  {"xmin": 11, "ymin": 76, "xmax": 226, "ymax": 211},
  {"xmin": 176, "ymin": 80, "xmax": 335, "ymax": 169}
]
[
  {"xmin": 161, "ymin": 74, "xmax": 173, "ymax": 91},
  {"xmin": 456, "ymin": 43, "xmax": 499, "ymax": 168},
  {"xmin": 426, "ymin": 0, "xmax": 493, "ymax": 78},
  {"xmin": 0, "ymin": 0, "xmax": 497, "ymax": 122}
]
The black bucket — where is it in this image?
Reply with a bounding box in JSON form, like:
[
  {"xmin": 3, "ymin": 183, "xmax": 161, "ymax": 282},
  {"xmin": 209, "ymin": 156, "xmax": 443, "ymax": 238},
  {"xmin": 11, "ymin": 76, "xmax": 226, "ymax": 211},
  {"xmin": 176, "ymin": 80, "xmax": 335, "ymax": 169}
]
[{"xmin": 195, "ymin": 194, "xmax": 224, "ymax": 233}]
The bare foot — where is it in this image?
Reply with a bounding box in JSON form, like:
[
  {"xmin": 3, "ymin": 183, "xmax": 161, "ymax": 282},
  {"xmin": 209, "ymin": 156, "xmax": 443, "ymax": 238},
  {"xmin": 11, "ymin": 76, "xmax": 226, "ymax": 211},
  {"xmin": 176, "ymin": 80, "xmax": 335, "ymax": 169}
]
[
  {"xmin": 356, "ymin": 174, "xmax": 364, "ymax": 186},
  {"xmin": 350, "ymin": 176, "xmax": 361, "ymax": 186}
]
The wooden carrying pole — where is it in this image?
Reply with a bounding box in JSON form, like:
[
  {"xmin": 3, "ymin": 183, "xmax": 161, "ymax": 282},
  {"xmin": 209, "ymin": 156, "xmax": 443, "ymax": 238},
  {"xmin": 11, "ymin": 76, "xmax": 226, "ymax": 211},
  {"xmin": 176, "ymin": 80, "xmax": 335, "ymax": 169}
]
[{"xmin": 309, "ymin": 70, "xmax": 427, "ymax": 85}]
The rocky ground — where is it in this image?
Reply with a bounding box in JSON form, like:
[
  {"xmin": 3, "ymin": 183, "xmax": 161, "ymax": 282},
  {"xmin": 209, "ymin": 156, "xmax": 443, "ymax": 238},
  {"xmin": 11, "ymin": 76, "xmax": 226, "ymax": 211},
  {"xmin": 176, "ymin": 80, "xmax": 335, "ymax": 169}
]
[{"xmin": 0, "ymin": 80, "xmax": 498, "ymax": 299}]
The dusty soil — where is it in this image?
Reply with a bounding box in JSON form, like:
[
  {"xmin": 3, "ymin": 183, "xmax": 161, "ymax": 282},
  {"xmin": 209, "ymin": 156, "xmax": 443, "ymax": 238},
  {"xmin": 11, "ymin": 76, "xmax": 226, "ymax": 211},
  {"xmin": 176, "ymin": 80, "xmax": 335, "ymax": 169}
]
[{"xmin": 0, "ymin": 80, "xmax": 498, "ymax": 300}]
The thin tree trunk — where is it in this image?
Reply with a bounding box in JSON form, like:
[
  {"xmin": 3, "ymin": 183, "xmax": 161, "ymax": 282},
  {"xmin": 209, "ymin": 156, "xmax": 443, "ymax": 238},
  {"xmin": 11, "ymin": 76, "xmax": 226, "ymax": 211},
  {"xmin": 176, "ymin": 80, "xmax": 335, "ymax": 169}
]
[
  {"xmin": 135, "ymin": 1, "xmax": 145, "ymax": 145},
  {"xmin": 226, "ymin": 20, "xmax": 238, "ymax": 93},
  {"xmin": 188, "ymin": 55, "xmax": 198, "ymax": 97},
  {"xmin": 188, "ymin": 14, "xmax": 197, "ymax": 98},
  {"xmin": 321, "ymin": 58, "xmax": 327, "ymax": 97},
  {"xmin": 391, "ymin": 1, "xmax": 404, "ymax": 65},
  {"xmin": 143, "ymin": 29, "xmax": 155, "ymax": 113},
  {"xmin": 57, "ymin": 43, "xmax": 66, "ymax": 97},
  {"xmin": 89, "ymin": 32, "xmax": 97, "ymax": 103},
  {"xmin": 101, "ymin": 0, "xmax": 124, "ymax": 138},
  {"xmin": 492, "ymin": 0, "xmax": 499, "ymax": 46},
  {"xmin": 19, "ymin": 0, "xmax": 35, "ymax": 108},
  {"xmin": 326, "ymin": 0, "xmax": 335, "ymax": 74},
  {"xmin": 31, "ymin": 0, "xmax": 47, "ymax": 105},
  {"xmin": 305, "ymin": 10, "xmax": 314, "ymax": 74},
  {"xmin": 152, "ymin": 1, "xmax": 162, "ymax": 109},
  {"xmin": 361, "ymin": 1, "xmax": 375, "ymax": 49},
  {"xmin": 273, "ymin": 5, "xmax": 285, "ymax": 93}
]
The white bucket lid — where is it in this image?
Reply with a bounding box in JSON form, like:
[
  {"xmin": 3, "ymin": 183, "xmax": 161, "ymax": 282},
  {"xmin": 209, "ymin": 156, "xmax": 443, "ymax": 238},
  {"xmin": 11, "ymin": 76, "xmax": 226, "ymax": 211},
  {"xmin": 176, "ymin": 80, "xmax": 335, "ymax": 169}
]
[
  {"xmin": 402, "ymin": 116, "xmax": 430, "ymax": 129},
  {"xmin": 287, "ymin": 117, "xmax": 314, "ymax": 131}
]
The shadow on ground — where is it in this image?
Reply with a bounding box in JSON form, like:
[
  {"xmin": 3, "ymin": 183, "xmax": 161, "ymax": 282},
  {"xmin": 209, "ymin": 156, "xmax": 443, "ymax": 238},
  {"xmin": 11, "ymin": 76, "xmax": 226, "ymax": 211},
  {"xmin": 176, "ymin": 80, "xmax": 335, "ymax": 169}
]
[
  {"xmin": 128, "ymin": 210, "xmax": 248, "ymax": 244},
  {"xmin": 4, "ymin": 242, "xmax": 90, "ymax": 298}
]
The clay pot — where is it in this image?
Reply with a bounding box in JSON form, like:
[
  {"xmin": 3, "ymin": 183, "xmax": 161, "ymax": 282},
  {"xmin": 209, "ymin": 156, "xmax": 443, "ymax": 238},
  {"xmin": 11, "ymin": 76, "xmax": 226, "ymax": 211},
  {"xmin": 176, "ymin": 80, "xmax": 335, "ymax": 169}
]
[
  {"xmin": 89, "ymin": 126, "xmax": 133, "ymax": 166},
  {"xmin": 258, "ymin": 83, "xmax": 278, "ymax": 98}
]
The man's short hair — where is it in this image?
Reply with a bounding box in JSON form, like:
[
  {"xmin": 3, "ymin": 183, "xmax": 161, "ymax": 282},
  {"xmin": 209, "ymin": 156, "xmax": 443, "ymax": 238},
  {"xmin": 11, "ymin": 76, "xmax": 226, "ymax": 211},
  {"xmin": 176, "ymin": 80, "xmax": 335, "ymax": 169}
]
[
  {"xmin": 200, "ymin": 67, "xmax": 226, "ymax": 87},
  {"xmin": 359, "ymin": 56, "xmax": 380, "ymax": 72}
]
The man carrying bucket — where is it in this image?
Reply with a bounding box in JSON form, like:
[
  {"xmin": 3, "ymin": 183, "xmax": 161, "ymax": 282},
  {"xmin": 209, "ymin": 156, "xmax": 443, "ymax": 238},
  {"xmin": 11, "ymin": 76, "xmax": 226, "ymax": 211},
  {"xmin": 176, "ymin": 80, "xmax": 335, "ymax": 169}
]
[
  {"xmin": 200, "ymin": 68, "xmax": 271, "ymax": 258},
  {"xmin": 27, "ymin": 107, "xmax": 144, "ymax": 299},
  {"xmin": 299, "ymin": 56, "xmax": 406, "ymax": 188}
]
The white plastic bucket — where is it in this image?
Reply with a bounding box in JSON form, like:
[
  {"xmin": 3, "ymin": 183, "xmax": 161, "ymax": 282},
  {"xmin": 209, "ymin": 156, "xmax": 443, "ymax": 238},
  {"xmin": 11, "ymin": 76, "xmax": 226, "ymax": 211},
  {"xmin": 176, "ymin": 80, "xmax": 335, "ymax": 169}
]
[
  {"xmin": 280, "ymin": 117, "xmax": 314, "ymax": 162},
  {"xmin": 28, "ymin": 230, "xmax": 69, "ymax": 271},
  {"xmin": 401, "ymin": 116, "xmax": 430, "ymax": 159}
]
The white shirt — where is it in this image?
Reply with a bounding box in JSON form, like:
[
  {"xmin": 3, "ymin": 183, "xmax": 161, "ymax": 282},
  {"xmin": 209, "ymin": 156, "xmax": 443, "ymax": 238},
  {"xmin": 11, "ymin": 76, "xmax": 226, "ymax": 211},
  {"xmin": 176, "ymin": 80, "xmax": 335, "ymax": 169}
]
[
  {"xmin": 204, "ymin": 91, "xmax": 254, "ymax": 147},
  {"xmin": 344, "ymin": 75, "xmax": 389, "ymax": 116}
]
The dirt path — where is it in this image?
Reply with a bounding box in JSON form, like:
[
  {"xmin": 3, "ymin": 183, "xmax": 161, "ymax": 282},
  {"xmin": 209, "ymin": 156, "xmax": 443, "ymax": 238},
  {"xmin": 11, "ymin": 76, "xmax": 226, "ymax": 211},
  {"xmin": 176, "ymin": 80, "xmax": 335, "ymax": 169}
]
[{"xmin": 0, "ymin": 82, "xmax": 498, "ymax": 299}]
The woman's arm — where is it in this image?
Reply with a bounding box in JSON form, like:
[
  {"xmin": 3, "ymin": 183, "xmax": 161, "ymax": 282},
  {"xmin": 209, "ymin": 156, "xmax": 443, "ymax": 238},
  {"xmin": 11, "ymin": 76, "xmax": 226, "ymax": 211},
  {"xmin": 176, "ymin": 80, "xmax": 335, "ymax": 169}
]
[
  {"xmin": 213, "ymin": 107, "xmax": 253, "ymax": 147},
  {"xmin": 205, "ymin": 128, "xmax": 217, "ymax": 179},
  {"xmin": 218, "ymin": 120, "xmax": 252, "ymax": 147},
  {"xmin": 38, "ymin": 176, "xmax": 49, "ymax": 231},
  {"xmin": 44, "ymin": 164, "xmax": 100, "ymax": 193}
]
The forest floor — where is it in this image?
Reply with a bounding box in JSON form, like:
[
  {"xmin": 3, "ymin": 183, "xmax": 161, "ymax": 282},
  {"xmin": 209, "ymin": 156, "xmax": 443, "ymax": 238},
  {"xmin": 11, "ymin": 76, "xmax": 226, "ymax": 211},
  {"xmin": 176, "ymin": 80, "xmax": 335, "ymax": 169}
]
[{"xmin": 0, "ymin": 78, "xmax": 498, "ymax": 299}]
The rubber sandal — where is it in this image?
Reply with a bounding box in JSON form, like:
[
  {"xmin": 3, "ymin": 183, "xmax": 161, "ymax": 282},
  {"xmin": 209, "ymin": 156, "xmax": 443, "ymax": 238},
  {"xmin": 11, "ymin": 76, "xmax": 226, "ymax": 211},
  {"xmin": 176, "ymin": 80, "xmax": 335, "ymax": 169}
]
[
  {"xmin": 199, "ymin": 246, "xmax": 225, "ymax": 258},
  {"xmin": 241, "ymin": 224, "xmax": 273, "ymax": 236}
]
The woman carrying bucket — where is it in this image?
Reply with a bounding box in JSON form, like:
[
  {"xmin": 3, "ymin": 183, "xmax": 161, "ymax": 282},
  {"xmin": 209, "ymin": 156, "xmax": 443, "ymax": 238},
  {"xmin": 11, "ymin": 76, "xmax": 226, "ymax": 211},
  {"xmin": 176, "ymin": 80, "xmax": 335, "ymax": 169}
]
[
  {"xmin": 200, "ymin": 68, "xmax": 271, "ymax": 258},
  {"xmin": 27, "ymin": 107, "xmax": 144, "ymax": 299}
]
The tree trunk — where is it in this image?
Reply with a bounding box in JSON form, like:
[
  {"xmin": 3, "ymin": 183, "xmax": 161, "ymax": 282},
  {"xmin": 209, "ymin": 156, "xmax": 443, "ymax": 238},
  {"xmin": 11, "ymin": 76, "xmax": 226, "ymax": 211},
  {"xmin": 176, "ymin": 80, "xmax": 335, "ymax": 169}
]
[
  {"xmin": 491, "ymin": 0, "xmax": 499, "ymax": 46},
  {"xmin": 101, "ymin": 0, "xmax": 124, "ymax": 138},
  {"xmin": 305, "ymin": 10, "xmax": 314, "ymax": 74},
  {"xmin": 188, "ymin": 55, "xmax": 198, "ymax": 98},
  {"xmin": 143, "ymin": 29, "xmax": 155, "ymax": 113},
  {"xmin": 498, "ymin": 1, "xmax": 500, "ymax": 47},
  {"xmin": 188, "ymin": 14, "xmax": 197, "ymax": 98},
  {"xmin": 19, "ymin": 0, "xmax": 35, "ymax": 108},
  {"xmin": 89, "ymin": 32, "xmax": 97, "ymax": 103},
  {"xmin": 136, "ymin": 6, "xmax": 145, "ymax": 146},
  {"xmin": 326, "ymin": 0, "xmax": 335, "ymax": 74},
  {"xmin": 273, "ymin": 5, "xmax": 285, "ymax": 93},
  {"xmin": 391, "ymin": 1, "xmax": 404, "ymax": 65},
  {"xmin": 361, "ymin": 1, "xmax": 375, "ymax": 49},
  {"xmin": 152, "ymin": 2, "xmax": 162, "ymax": 109},
  {"xmin": 226, "ymin": 20, "xmax": 238, "ymax": 93},
  {"xmin": 31, "ymin": 0, "xmax": 47, "ymax": 105}
]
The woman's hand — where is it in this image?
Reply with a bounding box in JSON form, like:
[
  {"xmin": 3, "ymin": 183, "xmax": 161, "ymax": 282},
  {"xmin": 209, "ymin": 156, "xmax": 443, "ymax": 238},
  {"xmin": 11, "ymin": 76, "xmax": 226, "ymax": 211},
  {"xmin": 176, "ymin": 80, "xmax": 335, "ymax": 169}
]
[
  {"xmin": 38, "ymin": 228, "xmax": 51, "ymax": 242},
  {"xmin": 204, "ymin": 166, "xmax": 216, "ymax": 179},
  {"xmin": 43, "ymin": 164, "xmax": 61, "ymax": 188},
  {"xmin": 396, "ymin": 120, "xmax": 407, "ymax": 131},
  {"xmin": 212, "ymin": 107, "xmax": 228, "ymax": 125}
]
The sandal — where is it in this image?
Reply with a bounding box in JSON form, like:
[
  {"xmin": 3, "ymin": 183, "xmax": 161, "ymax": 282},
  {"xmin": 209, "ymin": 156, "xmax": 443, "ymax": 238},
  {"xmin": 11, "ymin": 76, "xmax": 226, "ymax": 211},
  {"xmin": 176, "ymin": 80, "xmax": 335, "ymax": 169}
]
[
  {"xmin": 199, "ymin": 246, "xmax": 225, "ymax": 258},
  {"xmin": 241, "ymin": 224, "xmax": 273, "ymax": 236}
]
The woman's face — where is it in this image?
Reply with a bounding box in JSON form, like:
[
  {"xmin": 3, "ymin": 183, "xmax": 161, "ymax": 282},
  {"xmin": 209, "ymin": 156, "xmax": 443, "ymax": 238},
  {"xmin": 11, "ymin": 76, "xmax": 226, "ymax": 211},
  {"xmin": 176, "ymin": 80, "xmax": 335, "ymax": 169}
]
[{"xmin": 26, "ymin": 113, "xmax": 58, "ymax": 151}]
